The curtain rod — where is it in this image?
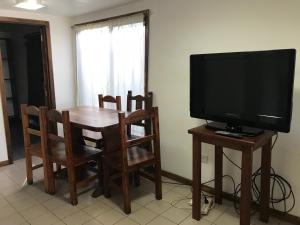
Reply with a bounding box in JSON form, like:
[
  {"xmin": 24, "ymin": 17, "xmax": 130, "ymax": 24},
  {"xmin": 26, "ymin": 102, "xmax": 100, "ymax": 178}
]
[{"xmin": 72, "ymin": 9, "xmax": 150, "ymax": 28}]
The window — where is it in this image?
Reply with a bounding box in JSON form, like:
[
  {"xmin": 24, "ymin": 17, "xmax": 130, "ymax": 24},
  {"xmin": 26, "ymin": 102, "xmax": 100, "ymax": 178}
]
[{"xmin": 74, "ymin": 12, "xmax": 149, "ymax": 109}]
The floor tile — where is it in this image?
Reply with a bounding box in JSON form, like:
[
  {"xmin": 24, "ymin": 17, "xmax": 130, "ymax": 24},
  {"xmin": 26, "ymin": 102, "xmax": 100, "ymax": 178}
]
[
  {"xmin": 0, "ymin": 202, "xmax": 16, "ymax": 219},
  {"xmin": 162, "ymin": 190, "xmax": 187, "ymax": 204},
  {"xmin": 115, "ymin": 217, "xmax": 140, "ymax": 225},
  {"xmin": 132, "ymin": 192, "xmax": 156, "ymax": 206},
  {"xmin": 147, "ymin": 216, "xmax": 177, "ymax": 225},
  {"xmin": 19, "ymin": 204, "xmax": 49, "ymax": 220},
  {"xmin": 214, "ymin": 209, "xmax": 240, "ymax": 225},
  {"xmin": 0, "ymin": 160, "xmax": 293, "ymax": 225},
  {"xmin": 0, "ymin": 212, "xmax": 26, "ymax": 225},
  {"xmin": 0, "ymin": 201, "xmax": 17, "ymax": 219},
  {"xmin": 161, "ymin": 206, "xmax": 191, "ymax": 224},
  {"xmin": 96, "ymin": 208, "xmax": 125, "ymax": 225},
  {"xmin": 43, "ymin": 197, "xmax": 68, "ymax": 211},
  {"xmin": 83, "ymin": 200, "xmax": 111, "ymax": 217},
  {"xmin": 52, "ymin": 203, "xmax": 81, "ymax": 219},
  {"xmin": 128, "ymin": 207, "xmax": 158, "ymax": 225},
  {"xmin": 27, "ymin": 212, "xmax": 61, "ymax": 225},
  {"xmin": 180, "ymin": 216, "xmax": 212, "ymax": 225},
  {"xmin": 63, "ymin": 211, "xmax": 92, "ymax": 225},
  {"xmin": 145, "ymin": 199, "xmax": 171, "ymax": 214},
  {"xmin": 172, "ymin": 185, "xmax": 192, "ymax": 196},
  {"xmin": 203, "ymin": 202, "xmax": 228, "ymax": 222},
  {"xmin": 83, "ymin": 219, "xmax": 103, "ymax": 225}
]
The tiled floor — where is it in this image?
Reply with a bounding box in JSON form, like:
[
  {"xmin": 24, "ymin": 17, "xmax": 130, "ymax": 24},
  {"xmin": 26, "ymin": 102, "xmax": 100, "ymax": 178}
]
[{"xmin": 0, "ymin": 158, "xmax": 293, "ymax": 225}]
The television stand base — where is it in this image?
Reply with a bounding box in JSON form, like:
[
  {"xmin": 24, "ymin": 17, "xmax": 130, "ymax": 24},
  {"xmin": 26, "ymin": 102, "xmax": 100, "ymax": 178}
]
[{"xmin": 206, "ymin": 121, "xmax": 264, "ymax": 136}]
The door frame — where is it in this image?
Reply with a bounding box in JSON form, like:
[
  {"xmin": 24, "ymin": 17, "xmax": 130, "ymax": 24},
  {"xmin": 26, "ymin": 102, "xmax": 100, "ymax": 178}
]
[{"xmin": 0, "ymin": 17, "xmax": 56, "ymax": 163}]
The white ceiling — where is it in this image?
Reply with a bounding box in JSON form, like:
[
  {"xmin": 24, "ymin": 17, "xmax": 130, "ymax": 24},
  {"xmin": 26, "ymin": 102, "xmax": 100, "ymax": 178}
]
[{"xmin": 0, "ymin": 0, "xmax": 141, "ymax": 17}]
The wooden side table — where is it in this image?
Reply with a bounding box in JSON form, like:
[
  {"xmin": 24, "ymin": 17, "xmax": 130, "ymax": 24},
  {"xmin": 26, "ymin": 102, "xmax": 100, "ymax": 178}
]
[{"xmin": 188, "ymin": 125, "xmax": 276, "ymax": 225}]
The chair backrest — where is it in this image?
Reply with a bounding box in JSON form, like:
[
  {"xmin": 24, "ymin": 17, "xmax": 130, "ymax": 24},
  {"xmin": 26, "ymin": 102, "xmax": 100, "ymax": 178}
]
[
  {"xmin": 119, "ymin": 107, "xmax": 160, "ymax": 169},
  {"xmin": 126, "ymin": 91, "xmax": 153, "ymax": 137},
  {"xmin": 40, "ymin": 107, "xmax": 74, "ymax": 163},
  {"xmin": 21, "ymin": 104, "xmax": 42, "ymax": 148},
  {"xmin": 98, "ymin": 94, "xmax": 121, "ymax": 111},
  {"xmin": 126, "ymin": 91, "xmax": 153, "ymax": 112}
]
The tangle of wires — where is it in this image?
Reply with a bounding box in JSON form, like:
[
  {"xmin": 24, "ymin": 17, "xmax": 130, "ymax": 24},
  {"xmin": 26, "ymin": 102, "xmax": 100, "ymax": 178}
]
[
  {"xmin": 162, "ymin": 125, "xmax": 295, "ymax": 214},
  {"xmin": 224, "ymin": 133, "xmax": 295, "ymax": 214}
]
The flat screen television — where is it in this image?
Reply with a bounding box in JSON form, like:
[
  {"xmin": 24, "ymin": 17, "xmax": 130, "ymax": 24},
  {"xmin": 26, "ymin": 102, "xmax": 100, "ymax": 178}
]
[{"xmin": 190, "ymin": 49, "xmax": 296, "ymax": 134}]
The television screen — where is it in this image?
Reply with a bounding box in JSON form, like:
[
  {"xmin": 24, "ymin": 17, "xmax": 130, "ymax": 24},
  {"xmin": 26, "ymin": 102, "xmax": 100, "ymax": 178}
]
[{"xmin": 190, "ymin": 49, "xmax": 296, "ymax": 133}]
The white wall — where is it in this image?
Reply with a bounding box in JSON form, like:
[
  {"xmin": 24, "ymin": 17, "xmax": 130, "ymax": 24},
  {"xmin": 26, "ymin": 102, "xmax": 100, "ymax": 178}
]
[
  {"xmin": 73, "ymin": 0, "xmax": 300, "ymax": 216},
  {"xmin": 0, "ymin": 9, "xmax": 75, "ymax": 161}
]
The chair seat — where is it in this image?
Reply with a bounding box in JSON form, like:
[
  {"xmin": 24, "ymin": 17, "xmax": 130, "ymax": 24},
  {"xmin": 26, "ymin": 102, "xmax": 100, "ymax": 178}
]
[
  {"xmin": 28, "ymin": 143, "xmax": 42, "ymax": 157},
  {"xmin": 106, "ymin": 146, "xmax": 154, "ymax": 170},
  {"xmin": 48, "ymin": 141, "xmax": 102, "ymax": 166}
]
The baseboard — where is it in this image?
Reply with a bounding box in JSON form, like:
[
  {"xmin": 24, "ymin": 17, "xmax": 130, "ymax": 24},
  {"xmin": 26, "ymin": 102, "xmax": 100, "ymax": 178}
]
[
  {"xmin": 0, "ymin": 160, "xmax": 10, "ymax": 167},
  {"xmin": 161, "ymin": 170, "xmax": 300, "ymax": 225}
]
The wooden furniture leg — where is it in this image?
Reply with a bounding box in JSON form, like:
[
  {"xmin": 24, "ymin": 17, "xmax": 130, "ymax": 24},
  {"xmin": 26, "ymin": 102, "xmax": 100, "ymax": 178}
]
[
  {"xmin": 43, "ymin": 156, "xmax": 55, "ymax": 194},
  {"xmin": 260, "ymin": 139, "xmax": 272, "ymax": 222},
  {"xmin": 122, "ymin": 172, "xmax": 131, "ymax": 214},
  {"xmin": 192, "ymin": 136, "xmax": 202, "ymax": 220},
  {"xmin": 91, "ymin": 158, "xmax": 103, "ymax": 198},
  {"xmin": 154, "ymin": 158, "xmax": 162, "ymax": 200},
  {"xmin": 67, "ymin": 165, "xmax": 78, "ymax": 205},
  {"xmin": 215, "ymin": 146, "xmax": 223, "ymax": 204},
  {"xmin": 25, "ymin": 150, "xmax": 33, "ymax": 185},
  {"xmin": 240, "ymin": 150, "xmax": 253, "ymax": 225},
  {"xmin": 103, "ymin": 161, "xmax": 111, "ymax": 198}
]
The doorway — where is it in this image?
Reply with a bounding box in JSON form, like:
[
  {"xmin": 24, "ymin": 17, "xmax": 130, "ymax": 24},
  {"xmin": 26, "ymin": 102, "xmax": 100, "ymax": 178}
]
[{"xmin": 0, "ymin": 17, "xmax": 55, "ymax": 163}]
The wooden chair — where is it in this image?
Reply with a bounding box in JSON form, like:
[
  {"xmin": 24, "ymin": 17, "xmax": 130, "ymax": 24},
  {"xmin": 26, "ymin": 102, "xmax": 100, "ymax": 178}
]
[
  {"xmin": 99, "ymin": 94, "xmax": 121, "ymax": 110},
  {"xmin": 21, "ymin": 104, "xmax": 54, "ymax": 193},
  {"xmin": 40, "ymin": 107, "xmax": 102, "ymax": 205},
  {"xmin": 126, "ymin": 91, "xmax": 153, "ymax": 138},
  {"xmin": 127, "ymin": 91, "xmax": 154, "ymax": 186},
  {"xmin": 83, "ymin": 94, "xmax": 121, "ymax": 148},
  {"xmin": 102, "ymin": 107, "xmax": 162, "ymax": 214}
]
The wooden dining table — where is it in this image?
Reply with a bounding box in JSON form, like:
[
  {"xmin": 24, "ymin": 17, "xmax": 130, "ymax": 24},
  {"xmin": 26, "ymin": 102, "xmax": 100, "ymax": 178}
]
[{"xmin": 60, "ymin": 106, "xmax": 129, "ymax": 197}]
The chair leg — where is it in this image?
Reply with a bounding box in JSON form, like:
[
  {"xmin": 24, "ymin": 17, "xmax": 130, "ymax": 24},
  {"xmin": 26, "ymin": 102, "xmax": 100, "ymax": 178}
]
[
  {"xmin": 91, "ymin": 158, "xmax": 104, "ymax": 198},
  {"xmin": 67, "ymin": 167, "xmax": 78, "ymax": 205},
  {"xmin": 25, "ymin": 152, "xmax": 33, "ymax": 185},
  {"xmin": 122, "ymin": 172, "xmax": 131, "ymax": 214},
  {"xmin": 44, "ymin": 159, "xmax": 55, "ymax": 194},
  {"xmin": 154, "ymin": 163, "xmax": 162, "ymax": 200}
]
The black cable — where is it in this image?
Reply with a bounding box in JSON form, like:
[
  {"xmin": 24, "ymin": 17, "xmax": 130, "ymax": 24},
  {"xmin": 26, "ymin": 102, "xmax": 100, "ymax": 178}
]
[
  {"xmin": 162, "ymin": 133, "xmax": 294, "ymax": 214},
  {"xmin": 224, "ymin": 133, "xmax": 295, "ymax": 214}
]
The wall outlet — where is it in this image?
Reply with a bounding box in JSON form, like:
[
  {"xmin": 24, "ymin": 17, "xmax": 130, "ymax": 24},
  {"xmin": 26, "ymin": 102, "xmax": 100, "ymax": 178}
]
[{"xmin": 201, "ymin": 155, "xmax": 208, "ymax": 164}]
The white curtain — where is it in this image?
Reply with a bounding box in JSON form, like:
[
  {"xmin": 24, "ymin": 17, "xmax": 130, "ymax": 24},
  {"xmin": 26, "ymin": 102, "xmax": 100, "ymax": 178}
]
[{"xmin": 75, "ymin": 14, "xmax": 145, "ymax": 110}]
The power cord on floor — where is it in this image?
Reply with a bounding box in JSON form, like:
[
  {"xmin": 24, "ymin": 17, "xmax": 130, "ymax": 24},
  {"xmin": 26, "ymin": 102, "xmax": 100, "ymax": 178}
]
[{"xmin": 224, "ymin": 133, "xmax": 295, "ymax": 214}]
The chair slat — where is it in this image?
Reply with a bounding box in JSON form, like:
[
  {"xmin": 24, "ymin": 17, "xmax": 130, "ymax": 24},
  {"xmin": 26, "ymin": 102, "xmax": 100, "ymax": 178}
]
[
  {"xmin": 27, "ymin": 128, "xmax": 41, "ymax": 136},
  {"xmin": 98, "ymin": 94, "xmax": 121, "ymax": 111},
  {"xmin": 125, "ymin": 109, "xmax": 151, "ymax": 125},
  {"xmin": 26, "ymin": 105, "xmax": 40, "ymax": 116},
  {"xmin": 127, "ymin": 134, "xmax": 154, "ymax": 148}
]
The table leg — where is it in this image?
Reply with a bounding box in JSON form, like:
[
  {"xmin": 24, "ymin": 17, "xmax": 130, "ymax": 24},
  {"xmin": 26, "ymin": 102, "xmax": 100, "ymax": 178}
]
[
  {"xmin": 215, "ymin": 146, "xmax": 223, "ymax": 204},
  {"xmin": 192, "ymin": 136, "xmax": 202, "ymax": 220},
  {"xmin": 240, "ymin": 150, "xmax": 253, "ymax": 225},
  {"xmin": 260, "ymin": 139, "xmax": 272, "ymax": 222}
]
